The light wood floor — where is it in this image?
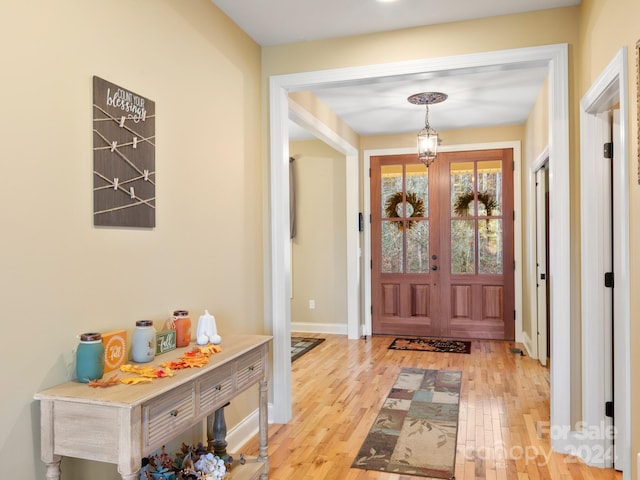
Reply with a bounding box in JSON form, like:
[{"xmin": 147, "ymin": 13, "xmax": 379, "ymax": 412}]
[{"xmin": 243, "ymin": 334, "xmax": 622, "ymax": 480}]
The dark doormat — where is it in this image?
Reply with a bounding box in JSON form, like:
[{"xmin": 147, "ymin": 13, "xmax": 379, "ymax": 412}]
[
  {"xmin": 389, "ymin": 337, "xmax": 471, "ymax": 354},
  {"xmin": 291, "ymin": 336, "xmax": 325, "ymax": 361}
]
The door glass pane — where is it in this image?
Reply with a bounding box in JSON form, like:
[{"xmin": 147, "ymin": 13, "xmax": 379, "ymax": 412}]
[
  {"xmin": 450, "ymin": 162, "xmax": 475, "ymax": 216},
  {"xmin": 381, "ymin": 221, "xmax": 403, "ymax": 273},
  {"xmin": 406, "ymin": 164, "xmax": 428, "ymax": 218},
  {"xmin": 407, "ymin": 220, "xmax": 429, "ymax": 273},
  {"xmin": 381, "ymin": 165, "xmax": 403, "ymax": 217},
  {"xmin": 451, "ymin": 219, "xmax": 475, "ymax": 274},
  {"xmin": 477, "ymin": 160, "xmax": 502, "ymax": 216},
  {"xmin": 479, "ymin": 219, "xmax": 503, "ymax": 274}
]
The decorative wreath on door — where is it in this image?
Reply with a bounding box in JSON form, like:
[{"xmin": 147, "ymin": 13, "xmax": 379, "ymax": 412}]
[
  {"xmin": 453, "ymin": 191, "xmax": 498, "ymax": 217},
  {"xmin": 384, "ymin": 191, "xmax": 425, "ymax": 231}
]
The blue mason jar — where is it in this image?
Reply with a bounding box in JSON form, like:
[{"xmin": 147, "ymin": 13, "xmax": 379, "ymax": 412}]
[
  {"xmin": 76, "ymin": 333, "xmax": 105, "ymax": 383},
  {"xmin": 131, "ymin": 320, "xmax": 156, "ymax": 363}
]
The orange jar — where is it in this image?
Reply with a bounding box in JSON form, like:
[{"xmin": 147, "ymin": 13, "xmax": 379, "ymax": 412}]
[{"xmin": 173, "ymin": 310, "xmax": 191, "ymax": 348}]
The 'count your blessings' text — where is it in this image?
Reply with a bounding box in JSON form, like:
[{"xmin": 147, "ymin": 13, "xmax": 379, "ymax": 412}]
[{"xmin": 105, "ymin": 87, "xmax": 147, "ymax": 123}]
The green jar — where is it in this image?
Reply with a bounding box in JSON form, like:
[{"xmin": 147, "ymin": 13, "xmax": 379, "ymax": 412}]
[{"xmin": 76, "ymin": 333, "xmax": 105, "ymax": 383}]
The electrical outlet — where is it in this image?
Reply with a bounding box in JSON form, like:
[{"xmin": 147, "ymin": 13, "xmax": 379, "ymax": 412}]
[{"xmin": 309, "ymin": 299, "xmax": 315, "ymax": 309}]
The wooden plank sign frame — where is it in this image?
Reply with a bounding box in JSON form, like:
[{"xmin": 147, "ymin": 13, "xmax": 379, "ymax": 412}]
[{"xmin": 92, "ymin": 76, "xmax": 156, "ymax": 227}]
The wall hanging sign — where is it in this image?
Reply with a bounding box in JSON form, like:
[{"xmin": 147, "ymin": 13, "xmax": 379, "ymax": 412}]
[{"xmin": 92, "ymin": 76, "xmax": 155, "ymax": 227}]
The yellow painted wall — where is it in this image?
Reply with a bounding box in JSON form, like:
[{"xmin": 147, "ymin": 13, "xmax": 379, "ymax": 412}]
[
  {"xmin": 289, "ymin": 91, "xmax": 359, "ymax": 147},
  {"xmin": 289, "ymin": 140, "xmax": 348, "ymax": 330},
  {"xmin": 360, "ymin": 125, "xmax": 526, "ymax": 152},
  {"xmin": 578, "ymin": 0, "xmax": 640, "ymax": 476},
  {"xmin": 263, "ymin": 7, "xmax": 580, "ymax": 75},
  {"xmin": 0, "ymin": 1, "xmax": 262, "ymax": 478}
]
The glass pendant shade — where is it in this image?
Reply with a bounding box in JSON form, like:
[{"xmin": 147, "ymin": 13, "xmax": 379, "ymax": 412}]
[
  {"xmin": 408, "ymin": 91, "xmax": 447, "ymax": 169},
  {"xmin": 417, "ymin": 126, "xmax": 438, "ymax": 167}
]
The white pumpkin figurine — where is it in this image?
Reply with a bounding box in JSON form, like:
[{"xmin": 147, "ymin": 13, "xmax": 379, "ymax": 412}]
[{"xmin": 196, "ymin": 310, "xmax": 222, "ymax": 345}]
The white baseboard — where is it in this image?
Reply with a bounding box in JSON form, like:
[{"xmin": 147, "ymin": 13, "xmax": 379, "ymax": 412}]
[
  {"xmin": 226, "ymin": 408, "xmax": 259, "ymax": 453},
  {"xmin": 522, "ymin": 331, "xmax": 536, "ymax": 359},
  {"xmin": 553, "ymin": 430, "xmax": 613, "ymax": 469},
  {"xmin": 291, "ymin": 322, "xmax": 347, "ymax": 335}
]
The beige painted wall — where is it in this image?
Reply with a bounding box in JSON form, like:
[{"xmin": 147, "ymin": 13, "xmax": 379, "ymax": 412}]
[
  {"xmin": 0, "ymin": 1, "xmax": 262, "ymax": 478},
  {"xmin": 289, "ymin": 141, "xmax": 348, "ymax": 330},
  {"xmin": 578, "ymin": 0, "xmax": 640, "ymax": 477}
]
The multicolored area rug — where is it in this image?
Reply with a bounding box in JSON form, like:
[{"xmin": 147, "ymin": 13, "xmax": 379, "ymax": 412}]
[
  {"xmin": 389, "ymin": 337, "xmax": 471, "ymax": 354},
  {"xmin": 291, "ymin": 336, "xmax": 325, "ymax": 362},
  {"xmin": 352, "ymin": 368, "xmax": 461, "ymax": 479}
]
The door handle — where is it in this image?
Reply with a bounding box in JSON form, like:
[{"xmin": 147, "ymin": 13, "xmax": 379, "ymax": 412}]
[{"xmin": 431, "ymin": 265, "xmax": 438, "ymax": 271}]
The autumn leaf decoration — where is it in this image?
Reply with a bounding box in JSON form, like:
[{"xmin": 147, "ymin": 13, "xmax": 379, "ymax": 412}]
[
  {"xmin": 118, "ymin": 364, "xmax": 175, "ymax": 385},
  {"xmin": 120, "ymin": 377, "xmax": 153, "ymax": 385},
  {"xmin": 161, "ymin": 344, "xmax": 222, "ymax": 370},
  {"xmin": 88, "ymin": 375, "xmax": 121, "ymax": 388},
  {"xmin": 87, "ymin": 345, "xmax": 222, "ymax": 387}
]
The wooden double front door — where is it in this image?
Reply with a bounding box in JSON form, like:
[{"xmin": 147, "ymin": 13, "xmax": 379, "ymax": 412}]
[{"xmin": 371, "ymin": 149, "xmax": 514, "ymax": 340}]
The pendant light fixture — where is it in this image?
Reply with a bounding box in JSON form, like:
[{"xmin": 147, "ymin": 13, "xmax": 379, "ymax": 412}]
[{"xmin": 407, "ymin": 92, "xmax": 447, "ymax": 168}]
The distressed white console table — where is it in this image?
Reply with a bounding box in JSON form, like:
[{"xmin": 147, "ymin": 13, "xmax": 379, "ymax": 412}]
[{"xmin": 34, "ymin": 334, "xmax": 271, "ymax": 480}]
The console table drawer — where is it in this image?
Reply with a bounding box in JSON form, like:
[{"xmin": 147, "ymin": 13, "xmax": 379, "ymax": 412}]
[
  {"xmin": 143, "ymin": 382, "xmax": 196, "ymax": 449},
  {"xmin": 237, "ymin": 349, "xmax": 265, "ymax": 389},
  {"xmin": 199, "ymin": 364, "xmax": 234, "ymax": 412}
]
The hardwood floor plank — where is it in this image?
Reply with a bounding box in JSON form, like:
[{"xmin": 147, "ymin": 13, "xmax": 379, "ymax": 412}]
[{"xmin": 241, "ymin": 334, "xmax": 622, "ymax": 480}]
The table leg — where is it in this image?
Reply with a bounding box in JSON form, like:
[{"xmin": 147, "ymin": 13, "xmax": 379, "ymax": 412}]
[
  {"xmin": 258, "ymin": 378, "xmax": 269, "ymax": 479},
  {"xmin": 44, "ymin": 460, "xmax": 61, "ymax": 480},
  {"xmin": 40, "ymin": 400, "xmax": 62, "ymax": 480},
  {"xmin": 117, "ymin": 464, "xmax": 140, "ymax": 480},
  {"xmin": 207, "ymin": 402, "xmax": 231, "ymax": 455}
]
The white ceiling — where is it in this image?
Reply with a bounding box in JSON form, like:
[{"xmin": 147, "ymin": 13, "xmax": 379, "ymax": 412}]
[
  {"xmin": 210, "ymin": 0, "xmax": 579, "ymax": 141},
  {"xmin": 210, "ymin": 0, "xmax": 579, "ymax": 47}
]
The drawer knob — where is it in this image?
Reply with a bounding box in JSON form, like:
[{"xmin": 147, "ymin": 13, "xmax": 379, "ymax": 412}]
[
  {"xmin": 248, "ymin": 365, "xmax": 255, "ymax": 372},
  {"xmin": 215, "ymin": 384, "xmax": 222, "ymax": 391},
  {"xmin": 169, "ymin": 409, "xmax": 178, "ymax": 417}
]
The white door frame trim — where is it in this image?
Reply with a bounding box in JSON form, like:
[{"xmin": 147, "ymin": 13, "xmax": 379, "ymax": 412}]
[
  {"xmin": 362, "ymin": 141, "xmax": 523, "ymax": 343},
  {"xmin": 268, "ymin": 46, "xmax": 571, "ymax": 445},
  {"xmin": 524, "ymin": 145, "xmax": 550, "ymax": 361},
  {"xmin": 578, "ymin": 47, "xmax": 630, "ymax": 475}
]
